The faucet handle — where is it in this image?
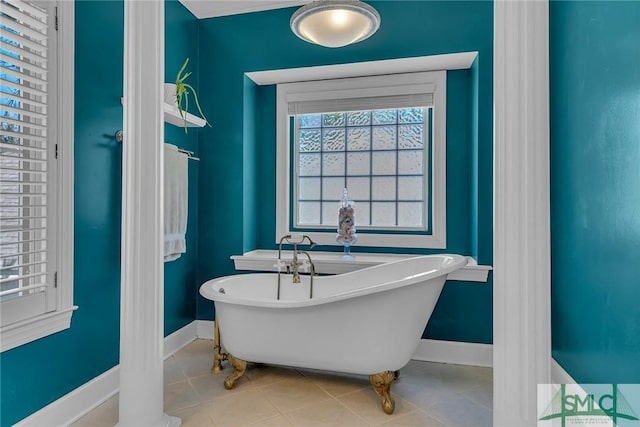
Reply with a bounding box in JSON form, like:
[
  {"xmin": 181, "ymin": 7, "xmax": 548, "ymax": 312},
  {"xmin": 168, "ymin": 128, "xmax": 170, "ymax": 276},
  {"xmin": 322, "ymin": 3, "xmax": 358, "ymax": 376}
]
[
  {"xmin": 299, "ymin": 259, "xmax": 311, "ymax": 273},
  {"xmin": 273, "ymin": 260, "xmax": 286, "ymax": 272}
]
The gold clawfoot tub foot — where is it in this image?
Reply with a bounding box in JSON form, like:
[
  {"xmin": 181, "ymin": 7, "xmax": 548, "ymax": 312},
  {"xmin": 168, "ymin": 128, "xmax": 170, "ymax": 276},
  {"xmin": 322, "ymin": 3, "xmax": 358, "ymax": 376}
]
[
  {"xmin": 369, "ymin": 371, "xmax": 396, "ymax": 414},
  {"xmin": 223, "ymin": 354, "xmax": 247, "ymax": 390}
]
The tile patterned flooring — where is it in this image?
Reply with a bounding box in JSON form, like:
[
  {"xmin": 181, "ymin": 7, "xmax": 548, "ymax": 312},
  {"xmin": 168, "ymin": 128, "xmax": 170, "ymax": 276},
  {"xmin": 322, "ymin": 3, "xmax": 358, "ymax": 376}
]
[{"xmin": 72, "ymin": 339, "xmax": 492, "ymax": 427}]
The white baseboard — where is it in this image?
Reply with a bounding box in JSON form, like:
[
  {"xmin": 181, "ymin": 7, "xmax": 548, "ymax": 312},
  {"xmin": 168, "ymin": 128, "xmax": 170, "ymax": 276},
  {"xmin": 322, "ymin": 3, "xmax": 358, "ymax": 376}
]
[
  {"xmin": 550, "ymin": 357, "xmax": 577, "ymax": 384},
  {"xmin": 412, "ymin": 339, "xmax": 493, "ymax": 367},
  {"xmin": 14, "ymin": 365, "xmax": 120, "ymax": 427},
  {"xmin": 15, "ymin": 322, "xmax": 199, "ymax": 427},
  {"xmin": 196, "ymin": 319, "xmax": 215, "ymax": 340},
  {"xmin": 164, "ymin": 321, "xmax": 198, "ymax": 358}
]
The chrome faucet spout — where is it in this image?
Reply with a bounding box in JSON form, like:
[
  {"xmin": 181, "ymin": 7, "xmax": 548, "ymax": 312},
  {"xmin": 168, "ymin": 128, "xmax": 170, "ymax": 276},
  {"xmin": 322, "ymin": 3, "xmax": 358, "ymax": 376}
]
[{"xmin": 277, "ymin": 234, "xmax": 316, "ymax": 292}]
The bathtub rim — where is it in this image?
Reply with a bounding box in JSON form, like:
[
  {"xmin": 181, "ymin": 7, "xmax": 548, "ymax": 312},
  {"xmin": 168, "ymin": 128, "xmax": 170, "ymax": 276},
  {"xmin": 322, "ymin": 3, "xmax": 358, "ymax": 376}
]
[{"xmin": 199, "ymin": 254, "xmax": 467, "ymax": 309}]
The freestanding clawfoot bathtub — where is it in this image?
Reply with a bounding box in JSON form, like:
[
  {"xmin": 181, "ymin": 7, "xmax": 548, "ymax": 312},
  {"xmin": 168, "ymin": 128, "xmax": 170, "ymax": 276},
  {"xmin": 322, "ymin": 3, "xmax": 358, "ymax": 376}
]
[{"xmin": 199, "ymin": 254, "xmax": 467, "ymax": 414}]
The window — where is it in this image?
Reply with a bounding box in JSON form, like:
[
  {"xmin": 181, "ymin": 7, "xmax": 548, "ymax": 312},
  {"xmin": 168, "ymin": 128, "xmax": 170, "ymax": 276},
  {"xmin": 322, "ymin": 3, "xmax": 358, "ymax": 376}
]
[
  {"xmin": 276, "ymin": 71, "xmax": 446, "ymax": 248},
  {"xmin": 295, "ymin": 107, "xmax": 429, "ymax": 229},
  {"xmin": 0, "ymin": 0, "xmax": 74, "ymax": 352}
]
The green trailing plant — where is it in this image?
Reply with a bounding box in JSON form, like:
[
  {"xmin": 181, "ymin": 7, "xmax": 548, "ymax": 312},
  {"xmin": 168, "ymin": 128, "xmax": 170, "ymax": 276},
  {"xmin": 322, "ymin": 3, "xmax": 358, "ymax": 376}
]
[{"xmin": 175, "ymin": 58, "xmax": 211, "ymax": 132}]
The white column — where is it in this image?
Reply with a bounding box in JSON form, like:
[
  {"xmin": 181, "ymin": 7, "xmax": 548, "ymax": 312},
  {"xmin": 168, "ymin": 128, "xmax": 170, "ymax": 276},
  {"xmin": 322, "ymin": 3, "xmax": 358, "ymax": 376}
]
[
  {"xmin": 118, "ymin": 1, "xmax": 179, "ymax": 426},
  {"xmin": 493, "ymin": 1, "xmax": 551, "ymax": 426}
]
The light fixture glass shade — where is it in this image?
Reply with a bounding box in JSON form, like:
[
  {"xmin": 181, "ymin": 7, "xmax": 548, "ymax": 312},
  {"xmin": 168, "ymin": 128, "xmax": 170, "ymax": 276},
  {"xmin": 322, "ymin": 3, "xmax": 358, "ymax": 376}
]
[{"xmin": 290, "ymin": 1, "xmax": 381, "ymax": 48}]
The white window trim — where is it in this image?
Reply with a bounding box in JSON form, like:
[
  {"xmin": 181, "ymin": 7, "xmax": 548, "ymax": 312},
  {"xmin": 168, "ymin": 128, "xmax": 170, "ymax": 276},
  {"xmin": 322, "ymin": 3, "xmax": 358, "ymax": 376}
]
[
  {"xmin": 0, "ymin": 1, "xmax": 76, "ymax": 353},
  {"xmin": 276, "ymin": 70, "xmax": 447, "ymax": 248}
]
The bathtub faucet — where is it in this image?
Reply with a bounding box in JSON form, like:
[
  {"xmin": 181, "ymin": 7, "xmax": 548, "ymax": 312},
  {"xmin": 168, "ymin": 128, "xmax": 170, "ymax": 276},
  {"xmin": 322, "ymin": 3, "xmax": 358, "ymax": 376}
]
[
  {"xmin": 291, "ymin": 249, "xmax": 316, "ymax": 284},
  {"xmin": 277, "ymin": 234, "xmax": 316, "ymax": 276},
  {"xmin": 287, "ymin": 236, "xmax": 315, "ymax": 283},
  {"xmin": 277, "ymin": 234, "xmax": 317, "ymax": 298}
]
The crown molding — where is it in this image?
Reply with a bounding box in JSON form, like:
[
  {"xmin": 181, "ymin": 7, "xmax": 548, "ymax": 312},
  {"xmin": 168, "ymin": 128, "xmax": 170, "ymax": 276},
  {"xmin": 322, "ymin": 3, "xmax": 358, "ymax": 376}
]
[{"xmin": 178, "ymin": 0, "xmax": 310, "ymax": 19}]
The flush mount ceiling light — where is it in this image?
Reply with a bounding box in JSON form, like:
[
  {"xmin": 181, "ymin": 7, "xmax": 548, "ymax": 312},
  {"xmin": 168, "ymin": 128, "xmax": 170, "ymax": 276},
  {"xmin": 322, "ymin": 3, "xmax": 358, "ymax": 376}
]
[{"xmin": 290, "ymin": 0, "xmax": 381, "ymax": 48}]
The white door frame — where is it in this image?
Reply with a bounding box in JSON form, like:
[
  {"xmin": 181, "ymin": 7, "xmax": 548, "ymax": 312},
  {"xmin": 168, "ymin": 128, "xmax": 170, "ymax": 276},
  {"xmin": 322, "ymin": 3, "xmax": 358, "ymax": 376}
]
[{"xmin": 493, "ymin": 0, "xmax": 551, "ymax": 425}]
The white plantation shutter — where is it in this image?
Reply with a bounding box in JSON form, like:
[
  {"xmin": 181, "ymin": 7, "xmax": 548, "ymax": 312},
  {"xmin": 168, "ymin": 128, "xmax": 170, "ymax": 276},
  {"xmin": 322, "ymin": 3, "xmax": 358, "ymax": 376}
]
[
  {"xmin": 287, "ymin": 93, "xmax": 435, "ymax": 115},
  {"xmin": 0, "ymin": 0, "xmax": 54, "ymax": 325}
]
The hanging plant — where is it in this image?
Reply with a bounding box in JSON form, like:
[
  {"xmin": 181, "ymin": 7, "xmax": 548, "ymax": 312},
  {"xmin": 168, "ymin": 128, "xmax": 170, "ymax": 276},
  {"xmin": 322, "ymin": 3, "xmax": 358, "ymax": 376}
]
[{"xmin": 174, "ymin": 58, "xmax": 211, "ymax": 132}]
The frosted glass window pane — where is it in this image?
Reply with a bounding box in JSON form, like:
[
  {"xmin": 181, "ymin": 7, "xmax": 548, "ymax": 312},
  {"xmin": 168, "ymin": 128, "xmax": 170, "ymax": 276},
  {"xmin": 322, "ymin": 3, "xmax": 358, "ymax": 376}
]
[
  {"xmin": 321, "ymin": 202, "xmax": 338, "ymax": 226},
  {"xmin": 299, "ymin": 177, "xmax": 321, "ymax": 200},
  {"xmin": 398, "ymin": 176, "xmax": 423, "ymax": 200},
  {"xmin": 371, "ymin": 202, "xmax": 396, "ymax": 226},
  {"xmin": 355, "ymin": 201, "xmax": 370, "ymax": 226},
  {"xmin": 294, "ymin": 103, "xmax": 432, "ymax": 232},
  {"xmin": 347, "ymin": 127, "xmax": 371, "ymax": 151},
  {"xmin": 299, "ymin": 153, "xmax": 321, "ymax": 176},
  {"xmin": 347, "ymin": 152, "xmax": 370, "ymax": 176},
  {"xmin": 356, "ymin": 201, "xmax": 371, "ymax": 226},
  {"xmin": 299, "ymin": 114, "xmax": 321, "ymax": 128},
  {"xmin": 398, "ymin": 202, "xmax": 423, "ymax": 227},
  {"xmin": 346, "ymin": 177, "xmax": 370, "ymax": 201},
  {"xmin": 322, "ymin": 153, "xmax": 345, "ymax": 176},
  {"xmin": 347, "ymin": 111, "xmax": 371, "ymax": 126},
  {"xmin": 299, "ymin": 129, "xmax": 321, "ymax": 152},
  {"xmin": 398, "ymin": 150, "xmax": 423, "ymax": 175},
  {"xmin": 322, "ymin": 177, "xmax": 345, "ymax": 201},
  {"xmin": 372, "ymin": 177, "xmax": 396, "ymax": 201},
  {"xmin": 298, "ymin": 202, "xmax": 320, "ymax": 224},
  {"xmin": 322, "ymin": 112, "xmax": 345, "ymax": 127},
  {"xmin": 398, "ymin": 107, "xmax": 424, "ymax": 124},
  {"xmin": 322, "ymin": 128, "xmax": 346, "ymax": 152},
  {"xmin": 372, "ymin": 126, "xmax": 396, "ymax": 150},
  {"xmin": 372, "ymin": 109, "xmax": 396, "ymax": 125},
  {"xmin": 372, "ymin": 152, "xmax": 396, "ymax": 175},
  {"xmin": 398, "ymin": 124, "xmax": 424, "ymax": 149}
]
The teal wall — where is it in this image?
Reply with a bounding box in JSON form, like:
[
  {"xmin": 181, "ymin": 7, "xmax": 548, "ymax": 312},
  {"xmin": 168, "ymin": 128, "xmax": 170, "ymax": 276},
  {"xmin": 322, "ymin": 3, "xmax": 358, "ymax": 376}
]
[
  {"xmin": 550, "ymin": 1, "xmax": 640, "ymax": 383},
  {"xmin": 164, "ymin": 0, "xmax": 200, "ymax": 336},
  {"xmin": 0, "ymin": 2, "xmax": 199, "ymax": 425},
  {"xmin": 196, "ymin": 1, "xmax": 494, "ymax": 344}
]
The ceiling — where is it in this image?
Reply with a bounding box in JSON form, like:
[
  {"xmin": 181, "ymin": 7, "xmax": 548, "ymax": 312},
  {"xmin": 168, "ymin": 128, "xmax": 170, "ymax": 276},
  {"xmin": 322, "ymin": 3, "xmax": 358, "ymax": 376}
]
[{"xmin": 178, "ymin": 0, "xmax": 311, "ymax": 19}]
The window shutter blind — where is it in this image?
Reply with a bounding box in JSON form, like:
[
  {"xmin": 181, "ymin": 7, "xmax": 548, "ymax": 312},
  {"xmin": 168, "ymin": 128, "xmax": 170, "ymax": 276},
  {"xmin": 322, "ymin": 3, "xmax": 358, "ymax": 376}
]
[
  {"xmin": 288, "ymin": 93, "xmax": 435, "ymax": 115},
  {"xmin": 0, "ymin": 0, "xmax": 50, "ymax": 314}
]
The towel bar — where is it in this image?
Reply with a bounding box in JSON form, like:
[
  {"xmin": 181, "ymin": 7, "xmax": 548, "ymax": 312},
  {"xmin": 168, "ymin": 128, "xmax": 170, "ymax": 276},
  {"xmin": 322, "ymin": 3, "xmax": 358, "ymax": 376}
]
[{"xmin": 114, "ymin": 130, "xmax": 199, "ymax": 161}]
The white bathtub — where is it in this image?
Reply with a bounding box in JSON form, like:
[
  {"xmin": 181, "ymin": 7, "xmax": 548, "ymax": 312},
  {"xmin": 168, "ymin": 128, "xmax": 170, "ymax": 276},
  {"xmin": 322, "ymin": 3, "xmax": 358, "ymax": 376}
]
[{"xmin": 199, "ymin": 254, "xmax": 467, "ymax": 376}]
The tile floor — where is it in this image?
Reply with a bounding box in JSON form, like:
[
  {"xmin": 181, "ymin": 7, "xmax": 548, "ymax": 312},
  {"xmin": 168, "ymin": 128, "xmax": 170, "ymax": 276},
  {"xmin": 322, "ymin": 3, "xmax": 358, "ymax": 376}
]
[{"xmin": 72, "ymin": 339, "xmax": 492, "ymax": 427}]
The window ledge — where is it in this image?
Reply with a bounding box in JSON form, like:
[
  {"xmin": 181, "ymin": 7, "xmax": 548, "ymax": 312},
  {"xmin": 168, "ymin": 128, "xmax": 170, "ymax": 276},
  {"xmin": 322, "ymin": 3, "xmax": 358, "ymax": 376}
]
[
  {"xmin": 231, "ymin": 250, "xmax": 492, "ymax": 282},
  {"xmin": 0, "ymin": 306, "xmax": 78, "ymax": 353}
]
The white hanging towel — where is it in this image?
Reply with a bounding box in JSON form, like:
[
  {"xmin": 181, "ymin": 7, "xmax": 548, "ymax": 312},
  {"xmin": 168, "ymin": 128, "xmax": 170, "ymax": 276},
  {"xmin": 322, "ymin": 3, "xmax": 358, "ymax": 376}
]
[{"xmin": 164, "ymin": 143, "xmax": 188, "ymax": 262}]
